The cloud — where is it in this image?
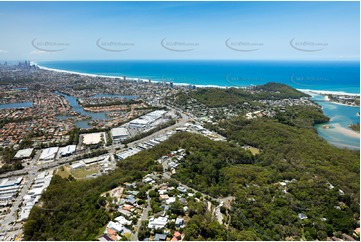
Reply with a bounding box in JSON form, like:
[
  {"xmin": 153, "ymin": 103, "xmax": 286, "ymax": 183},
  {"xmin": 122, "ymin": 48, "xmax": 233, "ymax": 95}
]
[{"xmin": 0, "ymin": 50, "xmax": 8, "ymax": 54}]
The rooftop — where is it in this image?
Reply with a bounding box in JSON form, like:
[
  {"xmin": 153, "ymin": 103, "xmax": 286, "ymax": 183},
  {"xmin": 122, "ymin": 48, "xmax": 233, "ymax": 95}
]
[
  {"xmin": 14, "ymin": 148, "xmax": 34, "ymax": 159},
  {"xmin": 58, "ymin": 145, "xmax": 76, "ymax": 156},
  {"xmin": 111, "ymin": 127, "xmax": 129, "ymax": 137},
  {"xmin": 82, "ymin": 132, "xmax": 104, "ymax": 145},
  {"xmin": 39, "ymin": 147, "xmax": 59, "ymax": 160}
]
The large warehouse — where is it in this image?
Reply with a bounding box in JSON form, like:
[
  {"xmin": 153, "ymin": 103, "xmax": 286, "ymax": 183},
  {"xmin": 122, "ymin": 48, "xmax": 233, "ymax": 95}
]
[
  {"xmin": 82, "ymin": 132, "xmax": 105, "ymax": 146},
  {"xmin": 111, "ymin": 127, "xmax": 129, "ymax": 142},
  {"xmin": 39, "ymin": 147, "xmax": 59, "ymax": 161},
  {"xmin": 128, "ymin": 110, "xmax": 167, "ymax": 129},
  {"xmin": 129, "ymin": 118, "xmax": 150, "ymax": 129},
  {"xmin": 14, "ymin": 148, "xmax": 34, "ymax": 159},
  {"xmin": 58, "ymin": 145, "xmax": 76, "ymax": 157}
]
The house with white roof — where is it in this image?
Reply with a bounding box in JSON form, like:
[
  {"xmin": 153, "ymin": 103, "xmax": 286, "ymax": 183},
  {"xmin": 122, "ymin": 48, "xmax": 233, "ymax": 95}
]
[
  {"xmin": 148, "ymin": 216, "xmax": 168, "ymax": 229},
  {"xmin": 114, "ymin": 216, "xmax": 132, "ymax": 226}
]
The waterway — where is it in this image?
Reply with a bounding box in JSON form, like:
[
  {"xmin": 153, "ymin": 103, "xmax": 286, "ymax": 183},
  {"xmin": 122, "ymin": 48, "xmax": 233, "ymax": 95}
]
[
  {"xmin": 55, "ymin": 92, "xmax": 136, "ymax": 129},
  {"xmin": 311, "ymin": 94, "xmax": 360, "ymax": 150},
  {"xmin": 0, "ymin": 102, "xmax": 32, "ymax": 109}
]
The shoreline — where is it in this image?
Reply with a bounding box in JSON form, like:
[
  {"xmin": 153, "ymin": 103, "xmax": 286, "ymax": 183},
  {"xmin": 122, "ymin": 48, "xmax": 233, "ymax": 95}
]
[
  {"xmin": 33, "ymin": 62, "xmax": 229, "ymax": 89},
  {"xmin": 33, "ymin": 62, "xmax": 360, "ymax": 94},
  {"xmin": 323, "ymin": 94, "xmax": 359, "ymax": 108},
  {"xmin": 297, "ymin": 89, "xmax": 360, "ymax": 98},
  {"xmin": 329, "ymin": 101, "xmax": 360, "ymax": 108},
  {"xmin": 330, "ymin": 123, "xmax": 360, "ymax": 139}
]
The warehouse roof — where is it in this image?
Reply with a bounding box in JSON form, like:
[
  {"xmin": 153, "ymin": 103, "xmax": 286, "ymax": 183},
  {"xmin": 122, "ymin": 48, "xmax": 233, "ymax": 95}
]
[
  {"xmin": 14, "ymin": 148, "xmax": 34, "ymax": 159},
  {"xmin": 111, "ymin": 127, "xmax": 129, "ymax": 137}
]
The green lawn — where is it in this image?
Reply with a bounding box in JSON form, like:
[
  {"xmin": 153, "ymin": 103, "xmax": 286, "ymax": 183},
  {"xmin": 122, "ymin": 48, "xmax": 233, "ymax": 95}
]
[
  {"xmin": 246, "ymin": 146, "xmax": 260, "ymax": 155},
  {"xmin": 70, "ymin": 165, "xmax": 99, "ymax": 179},
  {"xmin": 55, "ymin": 166, "xmax": 71, "ymax": 179}
]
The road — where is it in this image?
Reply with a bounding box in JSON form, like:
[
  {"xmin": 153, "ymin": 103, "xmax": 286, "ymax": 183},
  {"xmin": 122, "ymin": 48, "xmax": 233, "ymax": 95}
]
[
  {"xmin": 132, "ymin": 193, "xmax": 151, "ymax": 241},
  {"xmin": 0, "ymin": 167, "xmax": 38, "ymax": 233}
]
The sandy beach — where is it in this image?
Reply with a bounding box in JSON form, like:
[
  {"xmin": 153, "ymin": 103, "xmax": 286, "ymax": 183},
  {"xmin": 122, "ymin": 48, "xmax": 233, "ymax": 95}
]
[
  {"xmin": 331, "ymin": 123, "xmax": 360, "ymax": 138},
  {"xmin": 33, "ymin": 62, "xmax": 229, "ymax": 89},
  {"xmin": 297, "ymin": 89, "xmax": 360, "ymax": 97}
]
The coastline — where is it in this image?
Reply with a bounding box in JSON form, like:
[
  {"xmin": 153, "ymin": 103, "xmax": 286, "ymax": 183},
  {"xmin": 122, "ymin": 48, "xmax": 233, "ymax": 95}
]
[
  {"xmin": 32, "ymin": 62, "xmax": 228, "ymax": 89},
  {"xmin": 297, "ymin": 89, "xmax": 360, "ymax": 98}
]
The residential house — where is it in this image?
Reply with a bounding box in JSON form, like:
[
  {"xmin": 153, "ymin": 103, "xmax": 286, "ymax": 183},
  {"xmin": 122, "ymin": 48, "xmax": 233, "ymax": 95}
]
[
  {"xmin": 148, "ymin": 216, "xmax": 168, "ymax": 229},
  {"xmin": 154, "ymin": 233, "xmax": 167, "ymax": 241},
  {"xmin": 175, "ymin": 217, "xmax": 184, "ymax": 228}
]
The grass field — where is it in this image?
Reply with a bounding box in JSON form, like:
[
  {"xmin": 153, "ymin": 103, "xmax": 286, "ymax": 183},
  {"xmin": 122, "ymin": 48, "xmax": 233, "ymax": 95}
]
[
  {"xmin": 70, "ymin": 165, "xmax": 99, "ymax": 179},
  {"xmin": 244, "ymin": 146, "xmax": 261, "ymax": 155},
  {"xmin": 55, "ymin": 166, "xmax": 71, "ymax": 179}
]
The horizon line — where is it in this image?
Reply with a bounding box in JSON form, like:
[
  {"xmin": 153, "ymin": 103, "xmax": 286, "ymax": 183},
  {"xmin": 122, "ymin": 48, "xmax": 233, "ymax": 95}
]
[{"xmin": 1, "ymin": 59, "xmax": 359, "ymax": 63}]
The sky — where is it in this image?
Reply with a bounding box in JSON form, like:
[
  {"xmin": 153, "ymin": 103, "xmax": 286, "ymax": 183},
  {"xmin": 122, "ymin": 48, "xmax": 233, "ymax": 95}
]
[{"xmin": 0, "ymin": 1, "xmax": 359, "ymax": 61}]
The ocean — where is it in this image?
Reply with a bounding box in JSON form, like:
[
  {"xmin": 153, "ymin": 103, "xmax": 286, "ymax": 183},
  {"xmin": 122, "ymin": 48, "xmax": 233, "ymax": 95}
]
[
  {"xmin": 37, "ymin": 60, "xmax": 360, "ymax": 149},
  {"xmin": 38, "ymin": 60, "xmax": 360, "ymax": 94}
]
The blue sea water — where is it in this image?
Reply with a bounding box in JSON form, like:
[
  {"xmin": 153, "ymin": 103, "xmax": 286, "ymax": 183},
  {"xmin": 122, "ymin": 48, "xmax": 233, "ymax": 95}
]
[
  {"xmin": 39, "ymin": 60, "xmax": 360, "ymax": 94},
  {"xmin": 39, "ymin": 60, "xmax": 360, "ymax": 149}
]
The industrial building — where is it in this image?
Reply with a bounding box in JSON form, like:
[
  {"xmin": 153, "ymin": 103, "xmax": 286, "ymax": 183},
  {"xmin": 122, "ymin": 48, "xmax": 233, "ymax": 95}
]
[
  {"xmin": 82, "ymin": 155, "xmax": 109, "ymax": 166},
  {"xmin": 82, "ymin": 132, "xmax": 105, "ymax": 146},
  {"xmin": 146, "ymin": 110, "xmax": 167, "ymax": 119},
  {"xmin": 71, "ymin": 161, "xmax": 86, "ymax": 170},
  {"xmin": 39, "ymin": 147, "xmax": 59, "ymax": 161},
  {"xmin": 0, "ymin": 177, "xmax": 23, "ymax": 205},
  {"xmin": 58, "ymin": 145, "xmax": 76, "ymax": 157},
  {"xmin": 116, "ymin": 148, "xmax": 142, "ymax": 160},
  {"xmin": 19, "ymin": 171, "xmax": 53, "ymax": 221},
  {"xmin": 128, "ymin": 110, "xmax": 167, "ymax": 129},
  {"xmin": 129, "ymin": 118, "xmax": 150, "ymax": 129},
  {"xmin": 14, "ymin": 148, "xmax": 34, "ymax": 159},
  {"xmin": 111, "ymin": 127, "xmax": 129, "ymax": 141},
  {"xmin": 0, "ymin": 177, "xmax": 23, "ymax": 188}
]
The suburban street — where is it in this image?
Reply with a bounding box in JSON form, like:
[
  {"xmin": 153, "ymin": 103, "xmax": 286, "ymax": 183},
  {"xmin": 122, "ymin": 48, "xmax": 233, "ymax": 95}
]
[{"xmin": 132, "ymin": 193, "xmax": 151, "ymax": 241}]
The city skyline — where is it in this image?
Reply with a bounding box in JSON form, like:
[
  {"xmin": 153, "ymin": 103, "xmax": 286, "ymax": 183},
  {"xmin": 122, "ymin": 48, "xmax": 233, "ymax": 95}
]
[{"xmin": 0, "ymin": 1, "xmax": 359, "ymax": 61}]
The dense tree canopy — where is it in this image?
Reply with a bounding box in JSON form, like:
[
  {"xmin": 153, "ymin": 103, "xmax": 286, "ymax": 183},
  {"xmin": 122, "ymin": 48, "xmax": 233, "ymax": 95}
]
[{"xmin": 187, "ymin": 82, "xmax": 308, "ymax": 108}]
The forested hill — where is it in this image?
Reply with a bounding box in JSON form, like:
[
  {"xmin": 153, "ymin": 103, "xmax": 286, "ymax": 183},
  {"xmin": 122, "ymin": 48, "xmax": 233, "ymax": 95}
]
[
  {"xmin": 24, "ymin": 130, "xmax": 359, "ymax": 241},
  {"xmin": 185, "ymin": 82, "xmax": 309, "ymax": 107},
  {"xmin": 253, "ymin": 82, "xmax": 309, "ymax": 98}
]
